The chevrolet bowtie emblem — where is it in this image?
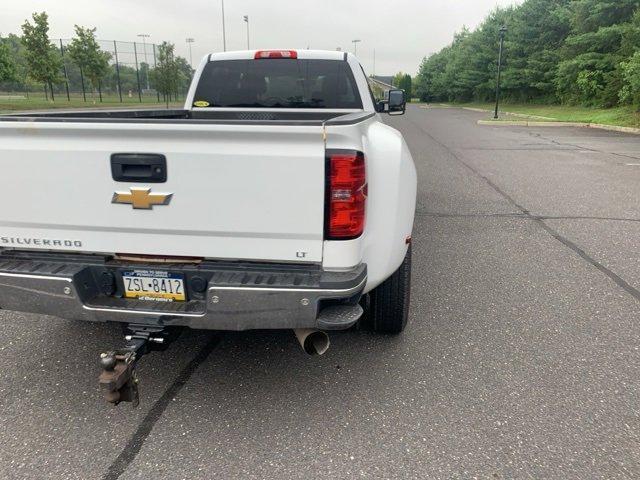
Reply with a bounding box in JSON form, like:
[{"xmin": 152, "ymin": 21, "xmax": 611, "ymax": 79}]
[{"xmin": 112, "ymin": 187, "xmax": 173, "ymax": 210}]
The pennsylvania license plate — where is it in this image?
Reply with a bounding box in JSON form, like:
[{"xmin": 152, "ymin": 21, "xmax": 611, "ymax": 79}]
[{"xmin": 122, "ymin": 270, "xmax": 186, "ymax": 302}]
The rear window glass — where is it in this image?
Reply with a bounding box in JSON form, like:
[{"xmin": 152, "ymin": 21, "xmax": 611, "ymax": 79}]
[{"xmin": 193, "ymin": 59, "xmax": 363, "ymax": 109}]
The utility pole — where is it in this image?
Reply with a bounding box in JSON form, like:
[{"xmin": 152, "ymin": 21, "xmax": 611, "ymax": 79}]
[
  {"xmin": 59, "ymin": 39, "xmax": 71, "ymax": 101},
  {"xmin": 137, "ymin": 34, "xmax": 151, "ymax": 90},
  {"xmin": 494, "ymin": 26, "xmax": 507, "ymax": 120},
  {"xmin": 133, "ymin": 42, "xmax": 142, "ymax": 102},
  {"xmin": 243, "ymin": 15, "xmax": 250, "ymax": 50},
  {"xmin": 352, "ymin": 39, "xmax": 361, "ymax": 57},
  {"xmin": 221, "ymin": 0, "xmax": 227, "ymax": 52},
  {"xmin": 186, "ymin": 38, "xmax": 195, "ymax": 67},
  {"xmin": 113, "ymin": 40, "xmax": 123, "ymax": 102},
  {"xmin": 373, "ymin": 48, "xmax": 376, "ymax": 76}
]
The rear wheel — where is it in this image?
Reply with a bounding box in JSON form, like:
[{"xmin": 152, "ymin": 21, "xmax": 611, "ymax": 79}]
[{"xmin": 361, "ymin": 245, "xmax": 412, "ymax": 334}]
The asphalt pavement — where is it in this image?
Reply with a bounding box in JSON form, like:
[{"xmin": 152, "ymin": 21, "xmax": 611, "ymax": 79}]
[{"xmin": 1, "ymin": 105, "xmax": 639, "ymax": 479}]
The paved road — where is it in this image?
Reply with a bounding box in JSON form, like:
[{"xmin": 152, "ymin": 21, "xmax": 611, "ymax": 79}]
[{"xmin": 1, "ymin": 105, "xmax": 639, "ymax": 479}]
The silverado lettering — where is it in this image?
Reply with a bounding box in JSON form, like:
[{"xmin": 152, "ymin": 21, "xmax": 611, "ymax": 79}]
[{"xmin": 1, "ymin": 237, "xmax": 82, "ymax": 248}]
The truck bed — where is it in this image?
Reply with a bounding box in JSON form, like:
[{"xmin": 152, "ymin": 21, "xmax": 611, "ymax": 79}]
[
  {"xmin": 0, "ymin": 109, "xmax": 374, "ymax": 126},
  {"xmin": 0, "ymin": 111, "xmax": 343, "ymax": 262}
]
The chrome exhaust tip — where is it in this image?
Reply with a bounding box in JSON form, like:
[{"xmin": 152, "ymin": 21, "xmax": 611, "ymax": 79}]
[{"xmin": 294, "ymin": 329, "xmax": 330, "ymax": 356}]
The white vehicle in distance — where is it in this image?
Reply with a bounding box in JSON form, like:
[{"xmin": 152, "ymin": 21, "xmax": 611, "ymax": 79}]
[{"xmin": 0, "ymin": 49, "xmax": 417, "ymax": 405}]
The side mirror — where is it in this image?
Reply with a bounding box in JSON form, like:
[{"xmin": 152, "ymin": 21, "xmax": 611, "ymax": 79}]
[{"xmin": 387, "ymin": 89, "xmax": 406, "ymax": 115}]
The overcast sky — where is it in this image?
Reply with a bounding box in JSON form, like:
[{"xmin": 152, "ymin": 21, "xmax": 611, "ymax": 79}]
[{"xmin": 2, "ymin": 0, "xmax": 520, "ymax": 75}]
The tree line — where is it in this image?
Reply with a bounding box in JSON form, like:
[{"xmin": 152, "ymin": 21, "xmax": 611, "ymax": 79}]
[
  {"xmin": 394, "ymin": 72, "xmax": 413, "ymax": 100},
  {"xmin": 415, "ymin": 0, "xmax": 640, "ymax": 110},
  {"xmin": 0, "ymin": 12, "xmax": 193, "ymax": 102}
]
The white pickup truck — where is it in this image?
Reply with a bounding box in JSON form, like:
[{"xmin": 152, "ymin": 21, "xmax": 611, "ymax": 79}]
[{"xmin": 0, "ymin": 50, "xmax": 416, "ymax": 401}]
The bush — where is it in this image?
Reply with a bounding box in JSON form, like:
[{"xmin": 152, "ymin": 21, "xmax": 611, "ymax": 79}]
[
  {"xmin": 619, "ymin": 51, "xmax": 640, "ymax": 109},
  {"xmin": 415, "ymin": 0, "xmax": 640, "ymax": 108}
]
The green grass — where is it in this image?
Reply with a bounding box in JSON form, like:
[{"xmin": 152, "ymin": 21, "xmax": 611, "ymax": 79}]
[
  {"xmin": 0, "ymin": 93, "xmax": 182, "ymax": 113},
  {"xmin": 439, "ymin": 102, "xmax": 640, "ymax": 129}
]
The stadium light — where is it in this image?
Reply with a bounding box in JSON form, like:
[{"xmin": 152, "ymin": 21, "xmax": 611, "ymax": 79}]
[
  {"xmin": 243, "ymin": 15, "xmax": 250, "ymax": 50},
  {"xmin": 352, "ymin": 39, "xmax": 361, "ymax": 56},
  {"xmin": 186, "ymin": 38, "xmax": 195, "ymax": 67},
  {"xmin": 221, "ymin": 0, "xmax": 227, "ymax": 52}
]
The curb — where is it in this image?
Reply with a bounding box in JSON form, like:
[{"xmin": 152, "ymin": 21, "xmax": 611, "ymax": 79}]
[
  {"xmin": 590, "ymin": 123, "xmax": 640, "ymax": 135},
  {"xmin": 420, "ymin": 104, "xmax": 452, "ymax": 109},
  {"xmin": 461, "ymin": 106, "xmax": 554, "ymax": 120},
  {"xmin": 450, "ymin": 105, "xmax": 640, "ymax": 135},
  {"xmin": 478, "ymin": 120, "xmax": 584, "ymax": 127},
  {"xmin": 477, "ymin": 120, "xmax": 640, "ymax": 135},
  {"xmin": 461, "ymin": 107, "xmax": 488, "ymax": 113}
]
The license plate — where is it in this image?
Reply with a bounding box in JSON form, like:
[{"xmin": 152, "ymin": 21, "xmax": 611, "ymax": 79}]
[{"xmin": 122, "ymin": 270, "xmax": 186, "ymax": 302}]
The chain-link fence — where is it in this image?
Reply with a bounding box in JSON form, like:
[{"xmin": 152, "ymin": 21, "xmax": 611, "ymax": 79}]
[{"xmin": 1, "ymin": 38, "xmax": 193, "ymax": 104}]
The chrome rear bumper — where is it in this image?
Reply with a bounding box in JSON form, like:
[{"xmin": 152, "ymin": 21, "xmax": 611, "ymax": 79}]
[{"xmin": 0, "ymin": 252, "xmax": 366, "ymax": 331}]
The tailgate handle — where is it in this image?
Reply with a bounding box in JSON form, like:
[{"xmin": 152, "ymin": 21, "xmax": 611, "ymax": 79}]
[{"xmin": 111, "ymin": 153, "xmax": 167, "ymax": 183}]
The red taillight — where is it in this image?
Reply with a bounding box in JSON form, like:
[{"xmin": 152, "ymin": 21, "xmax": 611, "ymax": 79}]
[
  {"xmin": 326, "ymin": 150, "xmax": 366, "ymax": 240},
  {"xmin": 254, "ymin": 50, "xmax": 298, "ymax": 59}
]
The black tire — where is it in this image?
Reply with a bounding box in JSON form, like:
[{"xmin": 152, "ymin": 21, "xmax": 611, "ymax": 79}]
[{"xmin": 362, "ymin": 245, "xmax": 412, "ymax": 334}]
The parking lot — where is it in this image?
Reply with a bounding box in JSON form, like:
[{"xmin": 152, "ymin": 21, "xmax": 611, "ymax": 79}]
[{"xmin": 1, "ymin": 105, "xmax": 639, "ymax": 479}]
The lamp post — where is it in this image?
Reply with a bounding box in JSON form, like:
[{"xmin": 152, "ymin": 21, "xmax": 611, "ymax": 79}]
[
  {"xmin": 373, "ymin": 48, "xmax": 376, "ymax": 76},
  {"xmin": 494, "ymin": 26, "xmax": 507, "ymax": 120},
  {"xmin": 243, "ymin": 15, "xmax": 250, "ymax": 50},
  {"xmin": 137, "ymin": 34, "xmax": 150, "ymax": 90},
  {"xmin": 352, "ymin": 39, "xmax": 361, "ymax": 56},
  {"xmin": 186, "ymin": 38, "xmax": 195, "ymax": 67},
  {"xmin": 221, "ymin": 0, "xmax": 227, "ymax": 52}
]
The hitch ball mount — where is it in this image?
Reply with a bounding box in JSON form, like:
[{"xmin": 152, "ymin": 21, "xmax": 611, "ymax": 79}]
[{"xmin": 98, "ymin": 324, "xmax": 179, "ymax": 407}]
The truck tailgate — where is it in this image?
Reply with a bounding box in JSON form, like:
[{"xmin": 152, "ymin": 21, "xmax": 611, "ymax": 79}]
[{"xmin": 0, "ymin": 121, "xmax": 326, "ymax": 263}]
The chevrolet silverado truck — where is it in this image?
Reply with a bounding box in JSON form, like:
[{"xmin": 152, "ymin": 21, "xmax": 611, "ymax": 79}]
[{"xmin": 0, "ymin": 49, "xmax": 417, "ymax": 404}]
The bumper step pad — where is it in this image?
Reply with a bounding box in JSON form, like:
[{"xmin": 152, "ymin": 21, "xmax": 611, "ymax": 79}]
[{"xmin": 317, "ymin": 304, "xmax": 364, "ymax": 330}]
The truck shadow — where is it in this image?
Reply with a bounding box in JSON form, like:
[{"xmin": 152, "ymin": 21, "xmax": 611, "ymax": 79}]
[
  {"xmin": 0, "ymin": 309, "xmax": 428, "ymax": 477},
  {"xmin": 138, "ymin": 324, "xmax": 417, "ymax": 420},
  {"xmin": 4, "ymin": 314, "xmax": 415, "ymax": 411}
]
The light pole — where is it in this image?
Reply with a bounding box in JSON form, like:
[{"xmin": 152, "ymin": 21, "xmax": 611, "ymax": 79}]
[
  {"xmin": 186, "ymin": 38, "xmax": 195, "ymax": 67},
  {"xmin": 494, "ymin": 26, "xmax": 507, "ymax": 120},
  {"xmin": 373, "ymin": 48, "xmax": 376, "ymax": 76},
  {"xmin": 243, "ymin": 15, "xmax": 250, "ymax": 50},
  {"xmin": 352, "ymin": 39, "xmax": 361, "ymax": 56},
  {"xmin": 137, "ymin": 34, "xmax": 150, "ymax": 90},
  {"xmin": 221, "ymin": 0, "xmax": 227, "ymax": 52}
]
